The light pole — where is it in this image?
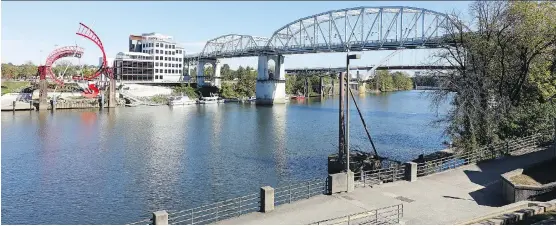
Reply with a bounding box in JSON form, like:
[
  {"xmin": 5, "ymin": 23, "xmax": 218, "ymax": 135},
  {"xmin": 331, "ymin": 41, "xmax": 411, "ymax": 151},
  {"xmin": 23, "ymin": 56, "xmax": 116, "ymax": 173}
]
[{"xmin": 345, "ymin": 52, "xmax": 360, "ymax": 175}]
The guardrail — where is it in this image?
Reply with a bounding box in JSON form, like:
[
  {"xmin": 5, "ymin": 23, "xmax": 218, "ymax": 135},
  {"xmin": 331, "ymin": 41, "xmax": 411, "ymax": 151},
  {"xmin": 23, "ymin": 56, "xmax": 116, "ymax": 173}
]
[
  {"xmin": 416, "ymin": 132, "xmax": 552, "ymax": 177},
  {"xmin": 274, "ymin": 179, "xmax": 328, "ymax": 206},
  {"xmin": 309, "ymin": 204, "xmax": 403, "ymax": 225},
  {"xmin": 355, "ymin": 164, "xmax": 406, "ymax": 188},
  {"xmin": 167, "ymin": 193, "xmax": 260, "ymax": 225}
]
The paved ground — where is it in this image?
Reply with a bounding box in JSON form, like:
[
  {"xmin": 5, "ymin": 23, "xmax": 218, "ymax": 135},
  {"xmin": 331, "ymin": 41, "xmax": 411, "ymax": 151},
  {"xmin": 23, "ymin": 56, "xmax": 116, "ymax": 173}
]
[{"xmin": 215, "ymin": 147, "xmax": 555, "ymax": 225}]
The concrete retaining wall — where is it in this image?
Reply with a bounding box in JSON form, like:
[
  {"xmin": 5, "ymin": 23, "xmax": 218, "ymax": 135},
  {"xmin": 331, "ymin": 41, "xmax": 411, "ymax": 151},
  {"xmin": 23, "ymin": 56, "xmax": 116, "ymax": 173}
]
[{"xmin": 501, "ymin": 169, "xmax": 556, "ymax": 204}]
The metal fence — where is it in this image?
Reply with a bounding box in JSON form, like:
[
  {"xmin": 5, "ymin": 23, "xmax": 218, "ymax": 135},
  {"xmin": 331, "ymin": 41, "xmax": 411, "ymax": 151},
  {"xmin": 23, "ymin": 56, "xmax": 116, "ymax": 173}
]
[
  {"xmin": 355, "ymin": 164, "xmax": 406, "ymax": 188},
  {"xmin": 274, "ymin": 179, "xmax": 329, "ymax": 206},
  {"xmin": 309, "ymin": 204, "xmax": 403, "ymax": 225},
  {"xmin": 417, "ymin": 132, "xmax": 552, "ymax": 177},
  {"xmin": 167, "ymin": 193, "xmax": 260, "ymax": 225}
]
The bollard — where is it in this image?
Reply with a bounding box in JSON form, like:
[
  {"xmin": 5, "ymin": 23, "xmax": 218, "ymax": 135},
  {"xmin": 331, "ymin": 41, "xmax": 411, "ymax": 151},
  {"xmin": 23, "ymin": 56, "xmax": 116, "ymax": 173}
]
[
  {"xmin": 404, "ymin": 162, "xmax": 417, "ymax": 182},
  {"xmin": 30, "ymin": 100, "xmax": 33, "ymax": 111},
  {"xmin": 12, "ymin": 100, "xmax": 16, "ymax": 112},
  {"xmin": 152, "ymin": 210, "xmax": 168, "ymax": 225},
  {"xmin": 260, "ymin": 186, "xmax": 275, "ymax": 212},
  {"xmin": 328, "ymin": 172, "xmax": 354, "ymax": 194}
]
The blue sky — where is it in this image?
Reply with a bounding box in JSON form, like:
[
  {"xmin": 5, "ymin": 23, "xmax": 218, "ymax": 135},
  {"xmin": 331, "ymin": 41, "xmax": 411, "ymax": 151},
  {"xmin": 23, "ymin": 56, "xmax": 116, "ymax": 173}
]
[{"xmin": 2, "ymin": 1, "xmax": 471, "ymax": 70}]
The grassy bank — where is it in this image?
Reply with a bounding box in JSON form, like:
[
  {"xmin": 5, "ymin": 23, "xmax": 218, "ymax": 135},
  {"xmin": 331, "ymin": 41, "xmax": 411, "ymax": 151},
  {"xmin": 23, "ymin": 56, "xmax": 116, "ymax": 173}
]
[{"xmin": 1, "ymin": 81, "xmax": 30, "ymax": 95}]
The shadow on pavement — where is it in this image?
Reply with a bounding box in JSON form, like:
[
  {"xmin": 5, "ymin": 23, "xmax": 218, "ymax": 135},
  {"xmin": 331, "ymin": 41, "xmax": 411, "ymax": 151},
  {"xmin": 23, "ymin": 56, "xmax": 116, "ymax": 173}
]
[{"xmin": 462, "ymin": 147, "xmax": 554, "ymax": 207}]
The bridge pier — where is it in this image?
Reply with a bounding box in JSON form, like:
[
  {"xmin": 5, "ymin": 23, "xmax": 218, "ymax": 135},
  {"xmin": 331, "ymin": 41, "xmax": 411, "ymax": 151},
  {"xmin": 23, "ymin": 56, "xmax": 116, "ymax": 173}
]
[
  {"xmin": 196, "ymin": 59, "xmax": 222, "ymax": 88},
  {"xmin": 255, "ymin": 54, "xmax": 286, "ymax": 105}
]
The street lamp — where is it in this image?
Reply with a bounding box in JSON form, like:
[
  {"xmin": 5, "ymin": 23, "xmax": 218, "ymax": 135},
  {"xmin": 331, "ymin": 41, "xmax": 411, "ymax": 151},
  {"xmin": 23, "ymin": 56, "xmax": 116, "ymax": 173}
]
[{"xmin": 345, "ymin": 52, "xmax": 360, "ymax": 175}]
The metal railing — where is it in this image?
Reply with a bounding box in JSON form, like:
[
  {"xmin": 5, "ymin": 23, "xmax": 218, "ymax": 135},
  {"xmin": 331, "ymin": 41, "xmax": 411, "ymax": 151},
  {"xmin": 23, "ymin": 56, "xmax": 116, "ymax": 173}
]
[
  {"xmin": 167, "ymin": 193, "xmax": 260, "ymax": 225},
  {"xmin": 355, "ymin": 164, "xmax": 406, "ymax": 188},
  {"xmin": 274, "ymin": 179, "xmax": 328, "ymax": 206},
  {"xmin": 417, "ymin": 132, "xmax": 552, "ymax": 177},
  {"xmin": 309, "ymin": 204, "xmax": 403, "ymax": 225}
]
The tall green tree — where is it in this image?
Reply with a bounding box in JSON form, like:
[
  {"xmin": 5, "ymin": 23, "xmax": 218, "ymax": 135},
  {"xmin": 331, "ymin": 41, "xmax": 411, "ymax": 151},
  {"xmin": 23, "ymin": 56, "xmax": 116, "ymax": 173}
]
[{"xmin": 430, "ymin": 1, "xmax": 556, "ymax": 150}]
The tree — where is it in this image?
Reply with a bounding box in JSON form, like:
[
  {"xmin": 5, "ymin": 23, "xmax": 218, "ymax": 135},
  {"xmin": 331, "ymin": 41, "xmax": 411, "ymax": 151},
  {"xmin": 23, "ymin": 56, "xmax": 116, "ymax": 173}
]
[
  {"xmin": 429, "ymin": 1, "xmax": 556, "ymax": 150},
  {"xmin": 221, "ymin": 64, "xmax": 233, "ymax": 80},
  {"xmin": 1, "ymin": 63, "xmax": 17, "ymax": 79},
  {"xmin": 391, "ymin": 72, "xmax": 413, "ymax": 90}
]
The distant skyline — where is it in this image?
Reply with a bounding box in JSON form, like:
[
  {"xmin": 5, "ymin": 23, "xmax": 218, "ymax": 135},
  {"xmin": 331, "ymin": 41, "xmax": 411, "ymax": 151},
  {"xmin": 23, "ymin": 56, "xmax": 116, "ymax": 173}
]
[{"xmin": 2, "ymin": 1, "xmax": 471, "ymax": 70}]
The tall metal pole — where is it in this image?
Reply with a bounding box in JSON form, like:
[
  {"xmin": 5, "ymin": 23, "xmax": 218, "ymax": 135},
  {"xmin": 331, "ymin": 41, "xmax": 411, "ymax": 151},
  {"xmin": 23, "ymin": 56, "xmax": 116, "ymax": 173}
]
[
  {"xmin": 345, "ymin": 51, "xmax": 350, "ymax": 173},
  {"xmin": 338, "ymin": 72, "xmax": 345, "ymax": 163}
]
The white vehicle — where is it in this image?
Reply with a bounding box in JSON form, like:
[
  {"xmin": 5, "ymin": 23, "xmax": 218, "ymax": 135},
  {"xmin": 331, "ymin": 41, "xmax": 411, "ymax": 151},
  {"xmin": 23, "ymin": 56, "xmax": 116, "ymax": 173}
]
[{"xmin": 169, "ymin": 95, "xmax": 196, "ymax": 106}]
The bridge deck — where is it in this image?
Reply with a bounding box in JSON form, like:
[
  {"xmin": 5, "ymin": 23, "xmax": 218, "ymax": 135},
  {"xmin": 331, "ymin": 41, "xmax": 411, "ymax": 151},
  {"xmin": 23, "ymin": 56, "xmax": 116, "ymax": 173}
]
[{"xmin": 214, "ymin": 147, "xmax": 554, "ymax": 225}]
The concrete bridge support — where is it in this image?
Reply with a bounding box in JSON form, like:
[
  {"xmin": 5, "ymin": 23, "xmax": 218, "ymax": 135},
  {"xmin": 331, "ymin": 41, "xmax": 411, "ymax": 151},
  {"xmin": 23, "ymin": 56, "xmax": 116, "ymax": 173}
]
[
  {"xmin": 196, "ymin": 59, "xmax": 222, "ymax": 88},
  {"xmin": 256, "ymin": 55, "xmax": 286, "ymax": 105}
]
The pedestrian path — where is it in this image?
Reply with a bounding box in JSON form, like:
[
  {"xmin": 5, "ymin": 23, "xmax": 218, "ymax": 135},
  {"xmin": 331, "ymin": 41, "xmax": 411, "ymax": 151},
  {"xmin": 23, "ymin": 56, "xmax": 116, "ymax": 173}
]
[{"xmin": 215, "ymin": 147, "xmax": 555, "ymax": 225}]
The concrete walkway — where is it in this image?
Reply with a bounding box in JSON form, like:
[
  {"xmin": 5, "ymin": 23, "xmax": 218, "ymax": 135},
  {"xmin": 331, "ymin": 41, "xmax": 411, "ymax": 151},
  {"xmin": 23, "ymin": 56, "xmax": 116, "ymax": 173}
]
[{"xmin": 215, "ymin": 147, "xmax": 555, "ymax": 225}]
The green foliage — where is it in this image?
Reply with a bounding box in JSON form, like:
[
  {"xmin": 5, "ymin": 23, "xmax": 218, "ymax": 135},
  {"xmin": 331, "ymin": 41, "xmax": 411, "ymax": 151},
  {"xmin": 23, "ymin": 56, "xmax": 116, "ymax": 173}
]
[
  {"xmin": 172, "ymin": 84, "xmax": 199, "ymax": 99},
  {"xmin": 367, "ymin": 70, "xmax": 413, "ymax": 92},
  {"xmin": 430, "ymin": 1, "xmax": 556, "ymax": 150},
  {"xmin": 149, "ymin": 94, "xmax": 169, "ymax": 104}
]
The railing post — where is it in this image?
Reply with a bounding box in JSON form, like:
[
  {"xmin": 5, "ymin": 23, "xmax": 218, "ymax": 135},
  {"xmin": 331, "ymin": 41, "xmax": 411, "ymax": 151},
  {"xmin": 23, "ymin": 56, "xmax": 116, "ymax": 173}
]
[
  {"xmin": 289, "ymin": 183, "xmax": 292, "ymax": 203},
  {"xmin": 307, "ymin": 181, "xmax": 311, "ymax": 199},
  {"xmin": 404, "ymin": 162, "xmax": 417, "ymax": 182},
  {"xmin": 260, "ymin": 186, "xmax": 275, "ymax": 213},
  {"xmin": 152, "ymin": 210, "xmax": 168, "ymax": 225}
]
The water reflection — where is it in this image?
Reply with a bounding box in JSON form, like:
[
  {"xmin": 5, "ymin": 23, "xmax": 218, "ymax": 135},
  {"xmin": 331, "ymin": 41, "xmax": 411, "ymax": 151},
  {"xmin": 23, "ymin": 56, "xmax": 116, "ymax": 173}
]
[{"xmin": 1, "ymin": 91, "xmax": 451, "ymax": 225}]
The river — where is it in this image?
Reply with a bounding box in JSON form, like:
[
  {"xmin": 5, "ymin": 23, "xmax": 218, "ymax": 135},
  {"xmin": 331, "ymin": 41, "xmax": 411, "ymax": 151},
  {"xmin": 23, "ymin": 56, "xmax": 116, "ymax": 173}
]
[{"xmin": 1, "ymin": 90, "xmax": 451, "ymax": 224}]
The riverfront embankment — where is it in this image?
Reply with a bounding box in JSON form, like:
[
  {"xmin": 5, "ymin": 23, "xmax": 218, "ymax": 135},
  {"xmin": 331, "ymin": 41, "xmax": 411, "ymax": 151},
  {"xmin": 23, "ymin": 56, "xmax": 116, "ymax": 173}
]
[
  {"xmin": 215, "ymin": 146, "xmax": 556, "ymax": 225},
  {"xmin": 1, "ymin": 90, "xmax": 451, "ymax": 224}
]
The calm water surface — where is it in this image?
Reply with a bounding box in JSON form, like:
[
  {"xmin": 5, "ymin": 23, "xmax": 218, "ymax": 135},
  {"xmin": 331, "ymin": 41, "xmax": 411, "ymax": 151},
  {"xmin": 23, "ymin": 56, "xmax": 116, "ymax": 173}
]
[{"xmin": 1, "ymin": 90, "xmax": 450, "ymax": 224}]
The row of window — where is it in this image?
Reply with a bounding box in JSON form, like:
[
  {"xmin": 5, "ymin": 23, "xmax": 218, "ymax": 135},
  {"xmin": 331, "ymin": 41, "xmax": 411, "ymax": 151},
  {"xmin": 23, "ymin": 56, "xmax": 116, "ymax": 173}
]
[
  {"xmin": 155, "ymin": 75, "xmax": 164, "ymax": 80},
  {"xmin": 142, "ymin": 49, "xmax": 183, "ymax": 55},
  {"xmin": 154, "ymin": 56, "xmax": 182, "ymax": 62},
  {"xmin": 155, "ymin": 69, "xmax": 182, "ymax": 74},
  {"xmin": 142, "ymin": 42, "xmax": 178, "ymax": 50},
  {"xmin": 154, "ymin": 62, "xmax": 182, "ymax": 68}
]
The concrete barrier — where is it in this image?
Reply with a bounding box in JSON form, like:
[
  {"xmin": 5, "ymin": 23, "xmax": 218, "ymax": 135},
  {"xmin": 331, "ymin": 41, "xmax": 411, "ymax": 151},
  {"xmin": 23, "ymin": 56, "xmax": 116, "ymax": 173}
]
[
  {"xmin": 152, "ymin": 210, "xmax": 168, "ymax": 225},
  {"xmin": 404, "ymin": 162, "xmax": 417, "ymax": 182},
  {"xmin": 328, "ymin": 172, "xmax": 354, "ymax": 194},
  {"xmin": 260, "ymin": 186, "xmax": 275, "ymax": 212}
]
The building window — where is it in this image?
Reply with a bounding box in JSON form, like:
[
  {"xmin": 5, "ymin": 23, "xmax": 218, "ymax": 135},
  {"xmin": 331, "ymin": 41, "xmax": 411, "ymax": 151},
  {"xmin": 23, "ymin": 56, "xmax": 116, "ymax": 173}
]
[
  {"xmin": 179, "ymin": 70, "xmax": 182, "ymax": 74},
  {"xmin": 155, "ymin": 69, "xmax": 159, "ymax": 73},
  {"xmin": 165, "ymin": 44, "xmax": 168, "ymax": 49},
  {"xmin": 155, "ymin": 43, "xmax": 159, "ymax": 47},
  {"xmin": 160, "ymin": 75, "xmax": 163, "ymax": 79},
  {"xmin": 179, "ymin": 64, "xmax": 182, "ymax": 68},
  {"xmin": 164, "ymin": 69, "xmax": 167, "ymax": 73},
  {"xmin": 155, "ymin": 75, "xmax": 159, "ymax": 79},
  {"xmin": 155, "ymin": 50, "xmax": 158, "ymax": 54},
  {"xmin": 165, "ymin": 57, "xmax": 168, "ymax": 61}
]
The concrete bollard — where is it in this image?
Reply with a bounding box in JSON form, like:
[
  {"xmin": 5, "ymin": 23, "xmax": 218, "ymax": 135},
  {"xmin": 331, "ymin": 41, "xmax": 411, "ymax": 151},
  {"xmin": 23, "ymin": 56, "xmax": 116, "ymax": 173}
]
[
  {"xmin": 404, "ymin": 162, "xmax": 418, "ymax": 182},
  {"xmin": 260, "ymin": 186, "xmax": 275, "ymax": 213},
  {"xmin": 328, "ymin": 172, "xmax": 354, "ymax": 194},
  {"xmin": 152, "ymin": 210, "xmax": 168, "ymax": 225}
]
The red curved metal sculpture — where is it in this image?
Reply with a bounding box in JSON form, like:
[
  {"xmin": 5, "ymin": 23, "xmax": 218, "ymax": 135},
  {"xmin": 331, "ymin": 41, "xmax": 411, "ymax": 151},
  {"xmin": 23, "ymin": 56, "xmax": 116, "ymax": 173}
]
[
  {"xmin": 43, "ymin": 46, "xmax": 85, "ymax": 86},
  {"xmin": 76, "ymin": 22, "xmax": 113, "ymax": 79}
]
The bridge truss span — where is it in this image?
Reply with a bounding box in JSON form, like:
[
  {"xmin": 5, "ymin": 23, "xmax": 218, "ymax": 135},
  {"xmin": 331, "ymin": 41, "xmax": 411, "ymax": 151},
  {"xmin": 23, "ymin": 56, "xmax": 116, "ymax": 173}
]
[
  {"xmin": 266, "ymin": 6, "xmax": 450, "ymax": 54},
  {"xmin": 198, "ymin": 34, "xmax": 270, "ymax": 59}
]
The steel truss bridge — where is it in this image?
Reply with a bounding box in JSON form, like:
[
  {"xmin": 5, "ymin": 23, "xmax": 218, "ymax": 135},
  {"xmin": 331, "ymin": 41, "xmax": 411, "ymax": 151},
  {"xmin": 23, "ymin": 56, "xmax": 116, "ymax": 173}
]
[
  {"xmin": 285, "ymin": 65, "xmax": 456, "ymax": 75},
  {"xmin": 184, "ymin": 6, "xmax": 455, "ymax": 63}
]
